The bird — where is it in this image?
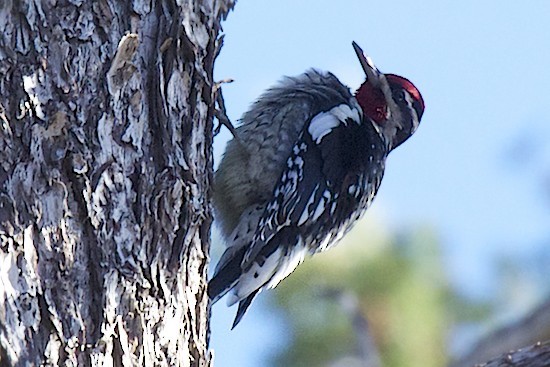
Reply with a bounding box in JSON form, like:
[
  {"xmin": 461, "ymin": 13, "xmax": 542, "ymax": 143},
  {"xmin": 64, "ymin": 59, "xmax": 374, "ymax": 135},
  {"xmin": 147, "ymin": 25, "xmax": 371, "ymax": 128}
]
[{"xmin": 209, "ymin": 41, "xmax": 425, "ymax": 328}]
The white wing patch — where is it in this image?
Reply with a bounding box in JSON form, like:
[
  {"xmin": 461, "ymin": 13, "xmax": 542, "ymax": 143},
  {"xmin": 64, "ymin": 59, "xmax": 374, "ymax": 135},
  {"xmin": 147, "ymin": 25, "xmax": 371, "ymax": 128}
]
[
  {"xmin": 308, "ymin": 111, "xmax": 339, "ymax": 143},
  {"xmin": 308, "ymin": 103, "xmax": 361, "ymax": 144},
  {"xmin": 330, "ymin": 104, "xmax": 361, "ymax": 126}
]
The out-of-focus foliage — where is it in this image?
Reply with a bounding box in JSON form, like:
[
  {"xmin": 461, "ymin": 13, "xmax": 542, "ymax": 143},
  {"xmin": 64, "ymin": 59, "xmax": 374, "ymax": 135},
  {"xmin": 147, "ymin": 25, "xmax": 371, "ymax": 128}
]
[{"xmin": 268, "ymin": 217, "xmax": 488, "ymax": 367}]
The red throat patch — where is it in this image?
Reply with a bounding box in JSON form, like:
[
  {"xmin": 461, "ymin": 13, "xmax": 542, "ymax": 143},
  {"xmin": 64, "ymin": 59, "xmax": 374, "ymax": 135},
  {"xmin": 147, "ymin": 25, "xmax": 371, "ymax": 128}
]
[{"xmin": 355, "ymin": 82, "xmax": 387, "ymax": 124}]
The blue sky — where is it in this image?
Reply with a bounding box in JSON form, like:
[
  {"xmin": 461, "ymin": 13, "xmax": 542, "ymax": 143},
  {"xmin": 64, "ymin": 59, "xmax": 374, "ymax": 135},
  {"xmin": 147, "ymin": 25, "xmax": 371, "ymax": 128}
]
[{"xmin": 210, "ymin": 1, "xmax": 550, "ymax": 366}]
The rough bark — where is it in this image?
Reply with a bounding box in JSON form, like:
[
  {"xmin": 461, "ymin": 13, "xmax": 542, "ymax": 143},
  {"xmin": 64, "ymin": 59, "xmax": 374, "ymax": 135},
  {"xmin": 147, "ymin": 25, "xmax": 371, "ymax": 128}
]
[{"xmin": 0, "ymin": 0, "xmax": 234, "ymax": 366}]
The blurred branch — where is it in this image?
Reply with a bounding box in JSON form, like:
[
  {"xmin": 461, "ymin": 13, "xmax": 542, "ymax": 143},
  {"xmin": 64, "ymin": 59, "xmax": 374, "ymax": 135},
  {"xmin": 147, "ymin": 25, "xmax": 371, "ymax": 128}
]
[
  {"xmin": 451, "ymin": 297, "xmax": 550, "ymax": 367},
  {"xmin": 474, "ymin": 340, "xmax": 550, "ymax": 367},
  {"xmin": 322, "ymin": 288, "xmax": 382, "ymax": 367}
]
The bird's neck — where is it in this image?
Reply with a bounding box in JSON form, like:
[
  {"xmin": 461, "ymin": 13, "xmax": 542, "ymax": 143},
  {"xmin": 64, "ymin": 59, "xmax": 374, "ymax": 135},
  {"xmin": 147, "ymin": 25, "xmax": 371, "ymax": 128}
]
[{"xmin": 355, "ymin": 81, "xmax": 388, "ymax": 125}]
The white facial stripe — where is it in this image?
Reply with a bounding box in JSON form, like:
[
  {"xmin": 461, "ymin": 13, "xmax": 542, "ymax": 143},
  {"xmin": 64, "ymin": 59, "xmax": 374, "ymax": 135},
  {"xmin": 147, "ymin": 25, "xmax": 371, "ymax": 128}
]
[{"xmin": 404, "ymin": 91, "xmax": 420, "ymax": 132}]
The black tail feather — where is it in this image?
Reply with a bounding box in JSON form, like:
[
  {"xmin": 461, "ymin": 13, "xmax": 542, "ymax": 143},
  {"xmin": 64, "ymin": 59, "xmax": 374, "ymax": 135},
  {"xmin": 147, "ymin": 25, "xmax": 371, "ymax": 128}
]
[
  {"xmin": 208, "ymin": 246, "xmax": 246, "ymax": 303},
  {"xmin": 231, "ymin": 290, "xmax": 259, "ymax": 329}
]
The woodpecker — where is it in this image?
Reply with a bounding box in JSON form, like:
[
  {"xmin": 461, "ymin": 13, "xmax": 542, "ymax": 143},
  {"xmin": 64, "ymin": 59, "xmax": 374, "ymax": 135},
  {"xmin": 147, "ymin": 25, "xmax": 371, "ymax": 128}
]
[{"xmin": 209, "ymin": 42, "xmax": 425, "ymax": 328}]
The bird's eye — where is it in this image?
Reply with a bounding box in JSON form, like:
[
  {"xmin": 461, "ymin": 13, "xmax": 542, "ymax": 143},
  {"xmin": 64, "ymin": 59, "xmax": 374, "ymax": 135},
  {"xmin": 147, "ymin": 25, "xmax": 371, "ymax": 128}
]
[{"xmin": 394, "ymin": 90, "xmax": 406, "ymax": 103}]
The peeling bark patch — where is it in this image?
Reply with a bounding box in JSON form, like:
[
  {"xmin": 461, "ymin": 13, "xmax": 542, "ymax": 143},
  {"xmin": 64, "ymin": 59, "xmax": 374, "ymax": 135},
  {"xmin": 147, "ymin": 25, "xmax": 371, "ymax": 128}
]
[{"xmin": 107, "ymin": 33, "xmax": 139, "ymax": 96}]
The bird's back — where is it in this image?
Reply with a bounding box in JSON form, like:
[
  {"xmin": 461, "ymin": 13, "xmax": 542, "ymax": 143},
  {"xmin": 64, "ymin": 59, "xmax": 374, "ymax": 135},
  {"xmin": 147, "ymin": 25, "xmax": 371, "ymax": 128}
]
[{"xmin": 213, "ymin": 70, "xmax": 353, "ymax": 238}]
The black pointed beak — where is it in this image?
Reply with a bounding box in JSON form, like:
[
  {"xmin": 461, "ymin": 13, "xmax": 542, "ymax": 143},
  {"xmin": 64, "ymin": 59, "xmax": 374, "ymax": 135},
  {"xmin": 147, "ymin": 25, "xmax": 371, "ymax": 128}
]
[{"xmin": 352, "ymin": 41, "xmax": 381, "ymax": 85}]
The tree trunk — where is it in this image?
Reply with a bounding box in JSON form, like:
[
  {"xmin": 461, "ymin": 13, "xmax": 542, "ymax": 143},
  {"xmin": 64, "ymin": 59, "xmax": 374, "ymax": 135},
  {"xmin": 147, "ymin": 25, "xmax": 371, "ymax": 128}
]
[{"xmin": 0, "ymin": 0, "xmax": 234, "ymax": 365}]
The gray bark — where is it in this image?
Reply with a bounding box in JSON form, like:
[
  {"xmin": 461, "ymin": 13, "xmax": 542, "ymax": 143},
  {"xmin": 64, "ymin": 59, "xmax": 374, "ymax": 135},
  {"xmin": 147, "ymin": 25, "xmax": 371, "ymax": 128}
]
[{"xmin": 0, "ymin": 0, "xmax": 234, "ymax": 366}]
